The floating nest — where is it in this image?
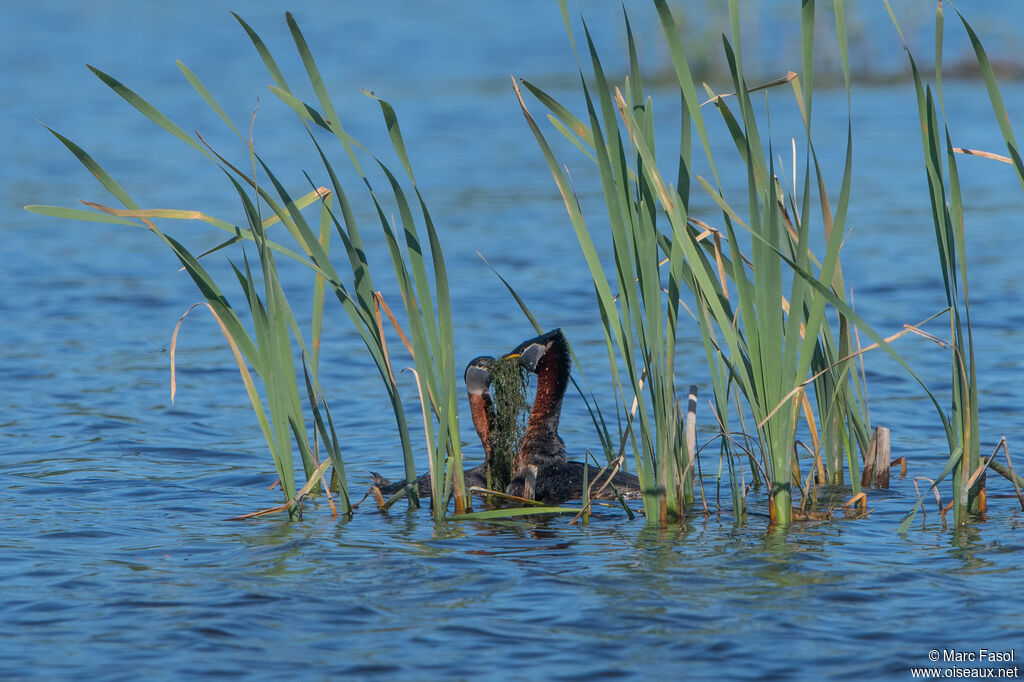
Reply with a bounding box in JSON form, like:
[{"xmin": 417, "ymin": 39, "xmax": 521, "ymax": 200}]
[{"xmin": 487, "ymin": 355, "xmax": 531, "ymax": 491}]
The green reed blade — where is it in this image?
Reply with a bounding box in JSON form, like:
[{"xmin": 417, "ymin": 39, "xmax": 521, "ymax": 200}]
[
  {"xmin": 305, "ymin": 134, "xmax": 376, "ymax": 312},
  {"xmin": 312, "ymin": 195, "xmax": 332, "ymax": 372},
  {"xmin": 176, "ymin": 60, "xmax": 243, "ymax": 141},
  {"xmin": 521, "ymin": 80, "xmax": 593, "ymax": 148},
  {"xmin": 238, "ymin": 221, "xmax": 299, "ymax": 493},
  {"xmin": 42, "ymin": 127, "xmax": 137, "ymax": 209},
  {"xmin": 283, "ymin": 13, "xmax": 366, "ymax": 177},
  {"xmin": 87, "ymin": 65, "xmax": 214, "ymax": 162},
  {"xmin": 945, "ymin": 127, "xmax": 979, "ymax": 471},
  {"xmin": 934, "ymin": 0, "xmax": 945, "ymax": 110},
  {"xmin": 378, "ymin": 162, "xmax": 441, "ymax": 357},
  {"xmin": 268, "ymin": 86, "xmax": 333, "ymax": 129},
  {"xmin": 834, "ymin": 0, "xmax": 851, "ymax": 97},
  {"xmin": 365, "ymin": 92, "xmax": 416, "ymax": 185},
  {"xmin": 706, "ymin": 93, "xmax": 750, "ymax": 168},
  {"xmin": 546, "ymin": 115, "xmax": 597, "ymax": 164},
  {"xmin": 800, "ymin": 0, "xmax": 816, "ymax": 125},
  {"xmin": 416, "ymin": 185, "xmax": 460, "ymax": 440},
  {"xmin": 478, "ymin": 254, "xmax": 544, "ymax": 334},
  {"xmin": 369, "ymin": 178, "xmax": 437, "ymax": 393},
  {"xmin": 364, "ymin": 176, "xmax": 448, "ymax": 508},
  {"xmin": 232, "ymin": 12, "xmax": 292, "ymax": 95},
  {"xmin": 720, "ymin": 35, "xmax": 767, "ymax": 187},
  {"xmin": 624, "ymin": 10, "xmax": 644, "ymax": 120},
  {"xmin": 653, "ymin": 0, "xmax": 721, "ymax": 188}
]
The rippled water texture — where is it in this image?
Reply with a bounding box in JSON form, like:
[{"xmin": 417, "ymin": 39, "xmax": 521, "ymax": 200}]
[{"xmin": 3, "ymin": 1, "xmax": 1024, "ymax": 679}]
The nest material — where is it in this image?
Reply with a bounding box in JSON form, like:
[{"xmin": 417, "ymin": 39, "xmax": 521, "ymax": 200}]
[{"xmin": 488, "ymin": 355, "xmax": 531, "ymax": 491}]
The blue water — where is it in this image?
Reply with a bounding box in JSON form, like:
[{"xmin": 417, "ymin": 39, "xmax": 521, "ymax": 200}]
[{"xmin": 3, "ymin": 1, "xmax": 1024, "ymax": 679}]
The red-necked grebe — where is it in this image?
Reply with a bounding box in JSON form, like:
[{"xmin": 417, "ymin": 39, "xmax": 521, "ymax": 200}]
[{"xmin": 504, "ymin": 329, "xmax": 642, "ymax": 503}]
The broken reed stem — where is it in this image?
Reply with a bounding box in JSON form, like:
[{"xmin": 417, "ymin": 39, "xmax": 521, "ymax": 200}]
[{"xmin": 861, "ymin": 426, "xmax": 892, "ymax": 489}]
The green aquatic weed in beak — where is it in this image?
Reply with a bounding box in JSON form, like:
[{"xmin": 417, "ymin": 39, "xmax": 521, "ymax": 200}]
[{"xmin": 488, "ymin": 355, "xmax": 531, "ymax": 492}]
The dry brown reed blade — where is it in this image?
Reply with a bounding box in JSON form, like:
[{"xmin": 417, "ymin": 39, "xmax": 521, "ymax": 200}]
[
  {"xmin": 797, "ymin": 391, "xmax": 825, "ymax": 485},
  {"xmin": 350, "ymin": 485, "xmax": 377, "ymax": 510},
  {"xmin": 952, "ymin": 147, "xmax": 1014, "ymax": 164},
  {"xmin": 168, "ymin": 302, "xmax": 205, "ymax": 403},
  {"xmin": 842, "ymin": 491, "xmax": 870, "ymax": 519},
  {"xmin": 372, "ymin": 292, "xmax": 402, "ymax": 386},
  {"xmin": 942, "ymin": 500, "xmax": 954, "ymax": 527},
  {"xmin": 320, "ymin": 473, "xmax": 337, "ymax": 517}
]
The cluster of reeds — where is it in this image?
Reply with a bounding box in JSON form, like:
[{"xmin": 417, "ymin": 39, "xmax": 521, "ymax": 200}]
[
  {"xmin": 27, "ymin": 2, "xmax": 1017, "ymax": 530},
  {"xmin": 887, "ymin": 1, "xmax": 1024, "ymax": 530},
  {"xmin": 516, "ymin": 0, "xmax": 1013, "ymax": 528},
  {"xmin": 28, "ymin": 12, "xmax": 466, "ymax": 519},
  {"xmin": 515, "ymin": 0, "xmax": 861, "ymax": 526}
]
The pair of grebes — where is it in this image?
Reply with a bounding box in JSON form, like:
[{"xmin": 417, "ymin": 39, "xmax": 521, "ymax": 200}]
[{"xmin": 373, "ymin": 329, "xmax": 642, "ymax": 504}]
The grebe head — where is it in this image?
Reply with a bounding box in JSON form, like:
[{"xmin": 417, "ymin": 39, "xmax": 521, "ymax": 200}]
[
  {"xmin": 464, "ymin": 355, "xmax": 495, "ymax": 395},
  {"xmin": 505, "ymin": 328, "xmax": 565, "ymax": 372}
]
